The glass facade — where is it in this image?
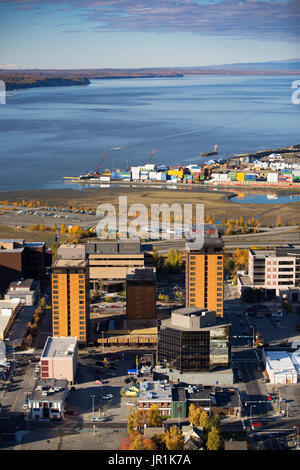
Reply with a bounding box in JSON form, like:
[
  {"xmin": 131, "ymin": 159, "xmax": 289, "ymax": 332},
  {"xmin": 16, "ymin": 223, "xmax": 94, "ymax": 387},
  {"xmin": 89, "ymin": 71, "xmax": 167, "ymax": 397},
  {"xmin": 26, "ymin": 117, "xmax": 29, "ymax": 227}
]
[
  {"xmin": 158, "ymin": 324, "xmax": 230, "ymax": 372},
  {"xmin": 158, "ymin": 326, "xmax": 210, "ymax": 372}
]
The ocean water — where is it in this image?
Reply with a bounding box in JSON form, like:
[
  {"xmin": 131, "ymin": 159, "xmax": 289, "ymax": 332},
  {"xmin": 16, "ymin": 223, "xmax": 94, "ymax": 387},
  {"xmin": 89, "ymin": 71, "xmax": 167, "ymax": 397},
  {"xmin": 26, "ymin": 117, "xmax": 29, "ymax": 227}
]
[{"xmin": 0, "ymin": 75, "xmax": 299, "ymax": 191}]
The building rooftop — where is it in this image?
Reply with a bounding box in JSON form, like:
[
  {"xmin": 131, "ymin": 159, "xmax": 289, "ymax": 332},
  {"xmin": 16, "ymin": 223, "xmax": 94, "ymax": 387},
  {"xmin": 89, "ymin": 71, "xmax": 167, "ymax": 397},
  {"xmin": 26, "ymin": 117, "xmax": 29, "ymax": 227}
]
[
  {"xmin": 8, "ymin": 278, "xmax": 36, "ymax": 290},
  {"xmin": 139, "ymin": 380, "xmax": 172, "ymax": 402},
  {"xmin": 126, "ymin": 267, "xmax": 156, "ymax": 282},
  {"xmin": 161, "ymin": 307, "xmax": 229, "ymax": 332},
  {"xmin": 53, "ymin": 259, "xmax": 87, "ymax": 268},
  {"xmin": 87, "ymin": 240, "xmax": 141, "ymax": 255},
  {"xmin": 266, "ymin": 351, "xmax": 296, "ymax": 373},
  {"xmin": 0, "ymin": 299, "xmax": 21, "ymax": 338},
  {"xmin": 186, "ymin": 224, "xmax": 224, "ymax": 252},
  {"xmin": 29, "ymin": 379, "xmax": 68, "ymax": 402},
  {"xmin": 41, "ymin": 336, "xmax": 77, "ymax": 359}
]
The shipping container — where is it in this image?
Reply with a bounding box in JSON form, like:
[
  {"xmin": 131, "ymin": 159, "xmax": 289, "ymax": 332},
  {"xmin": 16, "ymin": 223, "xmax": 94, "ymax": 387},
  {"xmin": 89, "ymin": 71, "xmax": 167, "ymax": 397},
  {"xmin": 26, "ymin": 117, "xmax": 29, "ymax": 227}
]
[{"xmin": 236, "ymin": 172, "xmax": 245, "ymax": 181}]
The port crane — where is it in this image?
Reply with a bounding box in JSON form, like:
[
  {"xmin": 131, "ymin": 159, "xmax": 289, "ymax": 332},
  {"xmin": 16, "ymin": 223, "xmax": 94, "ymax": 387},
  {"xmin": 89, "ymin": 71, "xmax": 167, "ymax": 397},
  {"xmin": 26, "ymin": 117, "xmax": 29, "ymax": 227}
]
[
  {"xmin": 93, "ymin": 151, "xmax": 107, "ymax": 175},
  {"xmin": 144, "ymin": 147, "xmax": 156, "ymax": 165}
]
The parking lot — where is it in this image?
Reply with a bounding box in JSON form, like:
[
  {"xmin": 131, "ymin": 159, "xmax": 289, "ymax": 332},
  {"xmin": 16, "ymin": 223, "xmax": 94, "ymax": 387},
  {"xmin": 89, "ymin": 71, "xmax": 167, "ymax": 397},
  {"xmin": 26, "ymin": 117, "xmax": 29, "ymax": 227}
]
[{"xmin": 65, "ymin": 352, "xmax": 139, "ymax": 425}]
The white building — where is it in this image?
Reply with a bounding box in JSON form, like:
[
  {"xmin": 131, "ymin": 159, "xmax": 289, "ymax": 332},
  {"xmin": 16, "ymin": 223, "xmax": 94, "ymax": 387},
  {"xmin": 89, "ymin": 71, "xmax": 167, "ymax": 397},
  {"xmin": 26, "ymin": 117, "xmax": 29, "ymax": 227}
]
[
  {"xmin": 263, "ymin": 350, "xmax": 298, "ymax": 384},
  {"xmin": 28, "ymin": 378, "xmax": 68, "ymax": 421}
]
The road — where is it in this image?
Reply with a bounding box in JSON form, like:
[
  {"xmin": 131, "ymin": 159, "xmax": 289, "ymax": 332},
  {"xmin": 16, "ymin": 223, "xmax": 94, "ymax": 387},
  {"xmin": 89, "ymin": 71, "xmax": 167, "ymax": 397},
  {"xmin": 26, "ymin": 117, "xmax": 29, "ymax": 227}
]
[{"xmin": 226, "ymin": 299, "xmax": 300, "ymax": 450}]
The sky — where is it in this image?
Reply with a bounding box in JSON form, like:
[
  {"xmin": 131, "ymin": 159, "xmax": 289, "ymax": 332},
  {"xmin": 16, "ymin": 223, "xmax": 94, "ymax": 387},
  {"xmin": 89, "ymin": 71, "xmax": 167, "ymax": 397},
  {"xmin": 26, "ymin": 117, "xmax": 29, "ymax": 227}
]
[{"xmin": 0, "ymin": 0, "xmax": 300, "ymax": 69}]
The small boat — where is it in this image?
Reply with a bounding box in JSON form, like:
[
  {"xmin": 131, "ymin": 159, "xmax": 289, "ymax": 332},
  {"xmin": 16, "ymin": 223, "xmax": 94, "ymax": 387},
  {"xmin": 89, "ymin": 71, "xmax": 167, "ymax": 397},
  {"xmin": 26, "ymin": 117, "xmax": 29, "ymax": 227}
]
[{"xmin": 201, "ymin": 144, "xmax": 218, "ymax": 157}]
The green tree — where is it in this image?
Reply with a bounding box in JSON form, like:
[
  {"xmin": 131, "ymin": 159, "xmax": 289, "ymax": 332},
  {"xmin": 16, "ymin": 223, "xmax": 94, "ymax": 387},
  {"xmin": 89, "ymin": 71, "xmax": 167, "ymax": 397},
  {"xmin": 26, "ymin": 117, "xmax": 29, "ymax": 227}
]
[{"xmin": 206, "ymin": 425, "xmax": 223, "ymax": 450}]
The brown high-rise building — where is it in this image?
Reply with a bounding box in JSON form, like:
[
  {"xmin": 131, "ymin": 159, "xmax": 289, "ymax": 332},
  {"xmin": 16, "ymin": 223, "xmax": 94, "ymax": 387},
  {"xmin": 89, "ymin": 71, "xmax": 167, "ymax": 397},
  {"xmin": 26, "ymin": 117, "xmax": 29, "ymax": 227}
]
[
  {"xmin": 186, "ymin": 225, "xmax": 224, "ymax": 317},
  {"xmin": 51, "ymin": 245, "xmax": 89, "ymax": 344},
  {"xmin": 0, "ymin": 239, "xmax": 46, "ymax": 290},
  {"xmin": 126, "ymin": 268, "xmax": 156, "ymax": 320}
]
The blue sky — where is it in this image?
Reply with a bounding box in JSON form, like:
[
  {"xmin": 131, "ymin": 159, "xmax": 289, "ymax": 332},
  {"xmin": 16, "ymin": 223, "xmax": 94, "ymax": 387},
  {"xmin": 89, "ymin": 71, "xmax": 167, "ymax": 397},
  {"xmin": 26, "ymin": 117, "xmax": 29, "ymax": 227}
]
[{"xmin": 0, "ymin": 0, "xmax": 299, "ymax": 69}]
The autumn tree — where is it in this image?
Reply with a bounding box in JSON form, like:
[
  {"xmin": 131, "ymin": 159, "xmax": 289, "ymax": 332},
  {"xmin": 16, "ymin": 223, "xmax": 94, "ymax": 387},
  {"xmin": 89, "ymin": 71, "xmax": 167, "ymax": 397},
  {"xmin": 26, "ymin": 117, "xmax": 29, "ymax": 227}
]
[
  {"xmin": 133, "ymin": 409, "xmax": 148, "ymax": 432},
  {"xmin": 148, "ymin": 404, "xmax": 163, "ymax": 428},
  {"xmin": 206, "ymin": 425, "xmax": 223, "ymax": 450},
  {"xmin": 165, "ymin": 249, "xmax": 184, "ymax": 273},
  {"xmin": 199, "ymin": 410, "xmax": 210, "ymax": 430},
  {"xmin": 162, "ymin": 425, "xmax": 184, "ymax": 450},
  {"xmin": 188, "ymin": 404, "xmax": 204, "ymax": 427},
  {"xmin": 276, "ymin": 216, "xmax": 282, "ymax": 227},
  {"xmin": 127, "ymin": 407, "xmax": 136, "ymax": 434}
]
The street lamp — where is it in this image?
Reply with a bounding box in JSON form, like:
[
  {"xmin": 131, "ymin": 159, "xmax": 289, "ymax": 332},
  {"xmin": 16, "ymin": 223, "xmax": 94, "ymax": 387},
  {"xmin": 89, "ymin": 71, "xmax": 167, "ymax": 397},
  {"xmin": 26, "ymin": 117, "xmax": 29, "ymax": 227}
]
[
  {"xmin": 101, "ymin": 331, "xmax": 105, "ymax": 354},
  {"xmin": 90, "ymin": 394, "xmax": 95, "ymax": 417},
  {"xmin": 293, "ymin": 425, "xmax": 299, "ymax": 450}
]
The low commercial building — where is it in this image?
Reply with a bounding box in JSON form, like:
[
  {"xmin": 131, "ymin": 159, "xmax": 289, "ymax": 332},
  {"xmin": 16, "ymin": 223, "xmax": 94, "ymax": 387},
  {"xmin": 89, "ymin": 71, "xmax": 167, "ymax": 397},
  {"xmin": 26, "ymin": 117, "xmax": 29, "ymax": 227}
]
[
  {"xmin": 28, "ymin": 378, "xmax": 68, "ymax": 421},
  {"xmin": 4, "ymin": 278, "xmax": 40, "ymax": 306},
  {"xmin": 0, "ymin": 299, "xmax": 21, "ymax": 341},
  {"xmin": 139, "ymin": 380, "xmax": 173, "ymax": 417},
  {"xmin": 262, "ymin": 350, "xmax": 300, "ymax": 384},
  {"xmin": 40, "ymin": 336, "xmax": 78, "ymax": 384}
]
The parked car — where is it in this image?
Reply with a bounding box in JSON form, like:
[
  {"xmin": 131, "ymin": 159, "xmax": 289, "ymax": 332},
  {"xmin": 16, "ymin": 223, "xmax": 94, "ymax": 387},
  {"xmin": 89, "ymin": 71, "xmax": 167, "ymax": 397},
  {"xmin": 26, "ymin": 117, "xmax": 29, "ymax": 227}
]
[{"xmin": 101, "ymin": 394, "xmax": 113, "ymax": 400}]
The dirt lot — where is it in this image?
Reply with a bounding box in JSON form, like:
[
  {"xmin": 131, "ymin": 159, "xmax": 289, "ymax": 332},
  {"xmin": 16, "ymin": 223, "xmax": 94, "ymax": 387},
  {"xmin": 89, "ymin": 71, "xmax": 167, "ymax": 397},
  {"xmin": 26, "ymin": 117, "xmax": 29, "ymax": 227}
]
[{"xmin": 0, "ymin": 186, "xmax": 300, "ymax": 230}]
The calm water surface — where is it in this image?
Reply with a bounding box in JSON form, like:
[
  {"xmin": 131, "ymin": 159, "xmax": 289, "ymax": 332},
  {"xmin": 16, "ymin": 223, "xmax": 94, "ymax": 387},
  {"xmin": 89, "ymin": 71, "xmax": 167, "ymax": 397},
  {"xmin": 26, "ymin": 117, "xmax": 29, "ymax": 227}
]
[{"xmin": 0, "ymin": 75, "xmax": 299, "ymax": 191}]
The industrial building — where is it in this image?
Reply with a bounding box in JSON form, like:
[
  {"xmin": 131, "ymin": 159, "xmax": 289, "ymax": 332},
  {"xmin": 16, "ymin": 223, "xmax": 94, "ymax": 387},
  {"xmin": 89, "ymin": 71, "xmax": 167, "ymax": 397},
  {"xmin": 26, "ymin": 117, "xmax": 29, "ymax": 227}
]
[
  {"xmin": 186, "ymin": 225, "xmax": 224, "ymax": 317},
  {"xmin": 40, "ymin": 336, "xmax": 78, "ymax": 384}
]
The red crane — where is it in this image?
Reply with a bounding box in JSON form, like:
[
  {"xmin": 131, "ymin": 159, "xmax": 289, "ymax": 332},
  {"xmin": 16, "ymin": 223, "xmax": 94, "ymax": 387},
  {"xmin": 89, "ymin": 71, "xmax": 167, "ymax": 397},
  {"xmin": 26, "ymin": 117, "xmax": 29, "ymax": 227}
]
[{"xmin": 94, "ymin": 151, "xmax": 107, "ymax": 175}]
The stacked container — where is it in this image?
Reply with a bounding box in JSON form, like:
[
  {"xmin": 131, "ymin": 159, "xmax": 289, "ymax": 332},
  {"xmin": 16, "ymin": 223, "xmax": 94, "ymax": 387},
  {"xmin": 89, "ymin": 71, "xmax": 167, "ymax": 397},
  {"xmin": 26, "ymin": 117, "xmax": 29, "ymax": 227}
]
[
  {"xmin": 267, "ymin": 173, "xmax": 278, "ymax": 183},
  {"xmin": 245, "ymin": 174, "xmax": 257, "ymax": 181},
  {"xmin": 236, "ymin": 172, "xmax": 245, "ymax": 182},
  {"xmin": 293, "ymin": 170, "xmax": 300, "ymax": 182}
]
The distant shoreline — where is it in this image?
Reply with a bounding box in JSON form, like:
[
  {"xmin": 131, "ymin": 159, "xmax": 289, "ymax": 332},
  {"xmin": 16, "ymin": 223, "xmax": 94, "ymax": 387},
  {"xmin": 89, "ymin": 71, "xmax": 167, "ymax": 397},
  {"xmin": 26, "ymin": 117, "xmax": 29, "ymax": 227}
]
[{"xmin": 2, "ymin": 67, "xmax": 300, "ymax": 91}]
